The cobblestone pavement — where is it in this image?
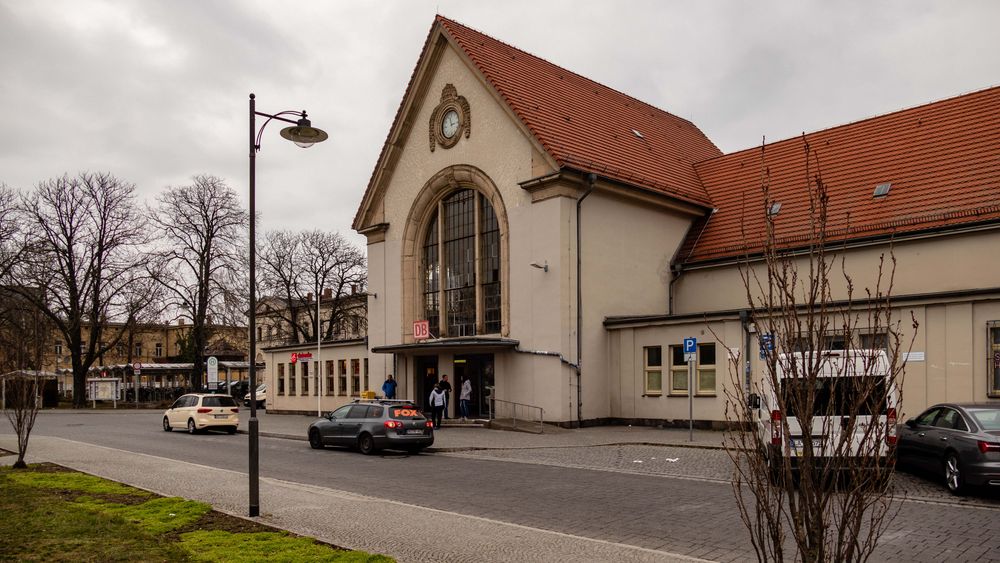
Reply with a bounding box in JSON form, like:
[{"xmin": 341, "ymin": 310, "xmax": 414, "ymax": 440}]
[{"xmin": 442, "ymin": 444, "xmax": 1000, "ymax": 509}]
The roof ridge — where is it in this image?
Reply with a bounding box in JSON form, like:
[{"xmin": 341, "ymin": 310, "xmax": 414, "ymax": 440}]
[
  {"xmin": 435, "ymin": 15, "xmax": 698, "ymax": 129},
  {"xmin": 696, "ymin": 83, "xmax": 1000, "ymax": 165}
]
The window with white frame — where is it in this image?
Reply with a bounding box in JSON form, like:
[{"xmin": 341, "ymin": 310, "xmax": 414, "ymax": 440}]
[
  {"xmin": 277, "ymin": 363, "xmax": 285, "ymax": 395},
  {"xmin": 338, "ymin": 360, "xmax": 347, "ymax": 395},
  {"xmin": 669, "ymin": 346, "xmax": 687, "ymax": 394},
  {"xmin": 697, "ymin": 343, "xmax": 716, "ymax": 395},
  {"xmin": 351, "ymin": 359, "xmax": 360, "ymax": 396},
  {"xmin": 990, "ymin": 322, "xmax": 1000, "ymax": 397},
  {"xmin": 301, "ymin": 362, "xmax": 309, "ymax": 395},
  {"xmin": 288, "ymin": 363, "xmax": 296, "ymax": 394},
  {"xmin": 154, "ymin": 343, "xmax": 162, "ymax": 357},
  {"xmin": 325, "ymin": 360, "xmax": 335, "ymax": 396},
  {"xmin": 54, "ymin": 342, "xmax": 63, "ymax": 355},
  {"xmin": 643, "ymin": 346, "xmax": 662, "ymax": 395}
]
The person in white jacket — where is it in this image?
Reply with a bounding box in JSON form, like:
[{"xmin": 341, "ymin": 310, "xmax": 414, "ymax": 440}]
[
  {"xmin": 428, "ymin": 384, "xmax": 446, "ymax": 429},
  {"xmin": 459, "ymin": 376, "xmax": 472, "ymax": 421}
]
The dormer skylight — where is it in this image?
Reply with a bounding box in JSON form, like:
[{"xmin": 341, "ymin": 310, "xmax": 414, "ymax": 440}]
[
  {"xmin": 631, "ymin": 129, "xmax": 644, "ymax": 139},
  {"xmin": 767, "ymin": 202, "xmax": 782, "ymax": 217},
  {"xmin": 873, "ymin": 182, "xmax": 891, "ymax": 198}
]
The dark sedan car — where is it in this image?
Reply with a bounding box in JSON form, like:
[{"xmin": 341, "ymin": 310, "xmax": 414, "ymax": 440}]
[
  {"xmin": 897, "ymin": 403, "xmax": 1000, "ymax": 495},
  {"xmin": 307, "ymin": 400, "xmax": 434, "ymax": 455}
]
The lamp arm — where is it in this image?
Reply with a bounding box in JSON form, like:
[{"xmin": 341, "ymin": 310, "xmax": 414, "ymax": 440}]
[{"xmin": 253, "ymin": 110, "xmax": 307, "ymax": 151}]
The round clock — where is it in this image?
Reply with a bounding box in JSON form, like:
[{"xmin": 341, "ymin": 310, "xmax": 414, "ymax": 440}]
[{"xmin": 441, "ymin": 109, "xmax": 460, "ymax": 139}]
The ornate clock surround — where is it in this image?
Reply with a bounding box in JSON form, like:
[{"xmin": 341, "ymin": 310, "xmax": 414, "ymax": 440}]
[{"xmin": 429, "ymin": 84, "xmax": 471, "ymax": 151}]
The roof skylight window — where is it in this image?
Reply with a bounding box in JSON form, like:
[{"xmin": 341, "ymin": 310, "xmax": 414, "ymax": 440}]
[
  {"xmin": 767, "ymin": 202, "xmax": 782, "ymax": 216},
  {"xmin": 873, "ymin": 182, "xmax": 891, "ymax": 198},
  {"xmin": 631, "ymin": 129, "xmax": 644, "ymax": 139}
]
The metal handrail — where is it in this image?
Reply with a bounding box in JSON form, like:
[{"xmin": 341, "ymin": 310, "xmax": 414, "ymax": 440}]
[{"xmin": 489, "ymin": 397, "xmax": 545, "ymax": 434}]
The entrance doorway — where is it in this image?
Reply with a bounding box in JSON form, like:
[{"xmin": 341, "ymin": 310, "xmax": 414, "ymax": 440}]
[
  {"xmin": 452, "ymin": 354, "xmax": 494, "ymax": 419},
  {"xmin": 414, "ymin": 355, "xmax": 438, "ymax": 414}
]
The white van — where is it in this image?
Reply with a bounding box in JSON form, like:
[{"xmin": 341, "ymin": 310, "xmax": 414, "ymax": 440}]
[
  {"xmin": 243, "ymin": 383, "xmax": 267, "ymax": 409},
  {"xmin": 753, "ymin": 350, "xmax": 898, "ymax": 478}
]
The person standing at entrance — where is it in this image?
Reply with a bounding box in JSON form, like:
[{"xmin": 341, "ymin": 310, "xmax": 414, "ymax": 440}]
[
  {"xmin": 438, "ymin": 374, "xmax": 452, "ymax": 418},
  {"xmin": 459, "ymin": 376, "xmax": 472, "ymax": 421},
  {"xmin": 429, "ymin": 384, "xmax": 446, "ymax": 429},
  {"xmin": 381, "ymin": 374, "xmax": 397, "ymax": 399}
]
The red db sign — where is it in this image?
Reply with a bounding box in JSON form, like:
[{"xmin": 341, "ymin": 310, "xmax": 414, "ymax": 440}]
[{"xmin": 413, "ymin": 320, "xmax": 430, "ymax": 340}]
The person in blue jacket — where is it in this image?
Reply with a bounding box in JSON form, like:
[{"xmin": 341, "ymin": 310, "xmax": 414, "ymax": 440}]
[{"xmin": 381, "ymin": 374, "xmax": 397, "ymax": 399}]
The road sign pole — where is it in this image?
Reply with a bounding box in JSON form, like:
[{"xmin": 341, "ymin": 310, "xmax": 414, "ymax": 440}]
[{"xmin": 688, "ymin": 358, "xmax": 694, "ymax": 442}]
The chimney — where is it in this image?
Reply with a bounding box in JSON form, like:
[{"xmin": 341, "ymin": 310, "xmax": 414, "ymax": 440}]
[
  {"xmin": 351, "ymin": 284, "xmax": 357, "ymax": 295},
  {"xmin": 178, "ymin": 318, "xmax": 185, "ymax": 326},
  {"xmin": 323, "ymin": 288, "xmax": 332, "ymax": 299},
  {"xmin": 306, "ymin": 292, "xmax": 313, "ymax": 302}
]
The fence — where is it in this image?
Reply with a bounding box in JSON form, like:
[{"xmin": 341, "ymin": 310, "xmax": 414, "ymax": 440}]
[{"xmin": 489, "ymin": 397, "xmax": 545, "ymax": 434}]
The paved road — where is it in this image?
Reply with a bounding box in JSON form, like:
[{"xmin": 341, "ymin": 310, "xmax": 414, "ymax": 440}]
[{"xmin": 7, "ymin": 410, "xmax": 1000, "ymax": 562}]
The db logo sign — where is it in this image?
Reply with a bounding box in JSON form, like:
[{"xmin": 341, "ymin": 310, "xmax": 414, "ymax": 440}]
[
  {"xmin": 413, "ymin": 320, "xmax": 430, "ymax": 340},
  {"xmin": 290, "ymin": 353, "xmax": 298, "ymax": 364}
]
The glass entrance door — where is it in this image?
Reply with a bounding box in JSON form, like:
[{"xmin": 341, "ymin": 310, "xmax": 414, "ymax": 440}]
[{"xmin": 453, "ymin": 353, "xmax": 494, "ymax": 419}]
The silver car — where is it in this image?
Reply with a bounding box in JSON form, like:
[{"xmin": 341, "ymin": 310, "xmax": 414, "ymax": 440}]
[
  {"xmin": 307, "ymin": 400, "xmax": 434, "ymax": 455},
  {"xmin": 897, "ymin": 403, "xmax": 1000, "ymax": 495}
]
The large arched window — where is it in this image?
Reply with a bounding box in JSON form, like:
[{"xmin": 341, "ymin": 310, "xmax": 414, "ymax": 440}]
[{"xmin": 422, "ymin": 189, "xmax": 501, "ymax": 337}]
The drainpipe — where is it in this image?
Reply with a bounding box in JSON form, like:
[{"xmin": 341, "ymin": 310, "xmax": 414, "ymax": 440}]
[
  {"xmin": 740, "ymin": 310, "xmax": 752, "ymax": 394},
  {"xmin": 576, "ymin": 172, "xmax": 597, "ymax": 427}
]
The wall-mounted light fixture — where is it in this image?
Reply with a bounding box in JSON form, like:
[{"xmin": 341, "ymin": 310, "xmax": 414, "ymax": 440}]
[{"xmin": 529, "ymin": 261, "xmax": 549, "ymax": 273}]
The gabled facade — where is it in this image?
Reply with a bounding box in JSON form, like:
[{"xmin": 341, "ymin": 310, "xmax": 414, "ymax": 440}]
[{"xmin": 355, "ymin": 16, "xmax": 1000, "ymax": 425}]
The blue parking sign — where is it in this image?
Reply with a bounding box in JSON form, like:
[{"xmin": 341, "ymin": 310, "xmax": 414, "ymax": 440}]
[{"xmin": 683, "ymin": 338, "xmax": 697, "ymax": 354}]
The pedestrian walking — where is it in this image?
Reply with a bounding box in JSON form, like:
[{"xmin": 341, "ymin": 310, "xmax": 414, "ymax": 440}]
[
  {"xmin": 381, "ymin": 374, "xmax": 397, "ymax": 399},
  {"xmin": 429, "ymin": 384, "xmax": 446, "ymax": 429},
  {"xmin": 439, "ymin": 374, "xmax": 452, "ymax": 418},
  {"xmin": 459, "ymin": 376, "xmax": 472, "ymax": 421}
]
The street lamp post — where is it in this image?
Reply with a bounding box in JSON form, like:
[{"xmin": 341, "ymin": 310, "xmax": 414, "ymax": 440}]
[{"xmin": 248, "ymin": 93, "xmax": 327, "ymax": 517}]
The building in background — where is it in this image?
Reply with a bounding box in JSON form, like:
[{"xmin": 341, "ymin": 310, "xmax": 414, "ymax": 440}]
[{"xmin": 353, "ymin": 16, "xmax": 1000, "ymax": 427}]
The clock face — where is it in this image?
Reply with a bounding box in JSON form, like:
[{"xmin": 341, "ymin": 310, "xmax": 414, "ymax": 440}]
[{"xmin": 441, "ymin": 109, "xmax": 460, "ymax": 139}]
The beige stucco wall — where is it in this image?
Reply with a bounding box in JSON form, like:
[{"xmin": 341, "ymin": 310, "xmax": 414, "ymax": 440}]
[{"xmin": 263, "ymin": 341, "xmax": 369, "ymax": 415}]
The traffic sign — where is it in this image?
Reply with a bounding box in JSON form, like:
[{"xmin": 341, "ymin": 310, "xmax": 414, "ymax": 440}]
[
  {"xmin": 759, "ymin": 333, "xmax": 775, "ymax": 359},
  {"xmin": 132, "ymin": 362, "xmax": 142, "ymax": 375},
  {"xmin": 207, "ymin": 356, "xmax": 218, "ymax": 384},
  {"xmin": 683, "ymin": 337, "xmax": 697, "ymax": 362}
]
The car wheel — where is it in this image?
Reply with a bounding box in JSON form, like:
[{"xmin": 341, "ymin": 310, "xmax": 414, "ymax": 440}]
[
  {"xmin": 944, "ymin": 453, "xmax": 965, "ymax": 496},
  {"xmin": 309, "ymin": 429, "xmax": 324, "ymax": 450},
  {"xmin": 358, "ymin": 433, "xmax": 375, "ymax": 455},
  {"xmin": 163, "ymin": 417, "xmax": 172, "ymax": 432},
  {"xmin": 187, "ymin": 419, "xmax": 197, "ymax": 434}
]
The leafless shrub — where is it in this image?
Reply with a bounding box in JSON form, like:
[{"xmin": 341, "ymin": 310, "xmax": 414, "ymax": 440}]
[
  {"xmin": 2, "ymin": 373, "xmax": 42, "ymax": 469},
  {"xmin": 723, "ymin": 138, "xmax": 918, "ymax": 561}
]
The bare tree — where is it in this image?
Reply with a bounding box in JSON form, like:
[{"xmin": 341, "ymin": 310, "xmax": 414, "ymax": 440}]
[
  {"xmin": 0, "ymin": 185, "xmax": 23, "ymax": 281},
  {"xmin": 150, "ymin": 175, "xmax": 247, "ymax": 390},
  {"xmin": 11, "ymin": 172, "xmax": 151, "ymax": 408},
  {"xmin": 257, "ymin": 229, "xmax": 366, "ymax": 345},
  {"xmin": 723, "ymin": 139, "xmax": 917, "ymax": 562},
  {"xmin": 2, "ymin": 372, "xmax": 43, "ymax": 468}
]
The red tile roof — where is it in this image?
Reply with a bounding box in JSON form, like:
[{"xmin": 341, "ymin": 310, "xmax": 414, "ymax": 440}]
[
  {"xmin": 436, "ymin": 17, "xmax": 721, "ymax": 206},
  {"xmin": 682, "ymin": 86, "xmax": 1000, "ymax": 263}
]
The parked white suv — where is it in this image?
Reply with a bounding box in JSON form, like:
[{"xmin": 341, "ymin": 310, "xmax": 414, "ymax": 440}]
[
  {"xmin": 243, "ymin": 383, "xmax": 267, "ymax": 409},
  {"xmin": 753, "ymin": 350, "xmax": 898, "ymax": 479}
]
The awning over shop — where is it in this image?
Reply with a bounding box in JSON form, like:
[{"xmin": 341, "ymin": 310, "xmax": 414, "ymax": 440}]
[{"xmin": 371, "ymin": 337, "xmax": 519, "ymax": 354}]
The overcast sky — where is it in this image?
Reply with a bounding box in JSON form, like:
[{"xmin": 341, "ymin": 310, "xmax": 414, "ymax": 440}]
[{"xmin": 2, "ymin": 1, "xmax": 997, "ymax": 249}]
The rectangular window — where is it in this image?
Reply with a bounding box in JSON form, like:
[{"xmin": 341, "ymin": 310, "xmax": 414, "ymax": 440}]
[
  {"xmin": 277, "ymin": 364, "xmax": 285, "ymax": 395},
  {"xmin": 861, "ymin": 332, "xmax": 888, "ymax": 351},
  {"xmin": 154, "ymin": 343, "xmax": 162, "ymax": 357},
  {"xmin": 480, "ymin": 197, "xmax": 501, "ymax": 334},
  {"xmin": 364, "ymin": 358, "xmax": 369, "ymax": 392},
  {"xmin": 289, "ymin": 363, "xmax": 296, "ymax": 395},
  {"xmin": 134, "ymin": 343, "xmax": 142, "ymax": 357},
  {"xmin": 326, "ymin": 360, "xmax": 335, "ymax": 396},
  {"xmin": 351, "ymin": 359, "xmax": 360, "ymax": 396},
  {"xmin": 990, "ymin": 322, "xmax": 1000, "ymax": 397},
  {"xmin": 644, "ymin": 346, "xmax": 662, "ymax": 395},
  {"xmin": 54, "ymin": 342, "xmax": 63, "ymax": 355},
  {"xmin": 301, "ymin": 362, "xmax": 309, "ymax": 395},
  {"xmin": 697, "ymin": 344, "xmax": 716, "ymax": 395},
  {"xmin": 338, "ymin": 360, "xmax": 347, "ymax": 395},
  {"xmin": 670, "ymin": 346, "xmax": 687, "ymax": 394}
]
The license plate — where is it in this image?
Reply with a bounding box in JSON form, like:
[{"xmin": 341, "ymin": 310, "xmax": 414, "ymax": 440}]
[
  {"xmin": 214, "ymin": 414, "xmax": 228, "ymax": 419},
  {"xmin": 406, "ymin": 429, "xmax": 425, "ymax": 435}
]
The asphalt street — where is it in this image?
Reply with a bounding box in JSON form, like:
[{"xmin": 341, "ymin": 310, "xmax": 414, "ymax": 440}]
[{"xmin": 4, "ymin": 409, "xmax": 1000, "ymax": 562}]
